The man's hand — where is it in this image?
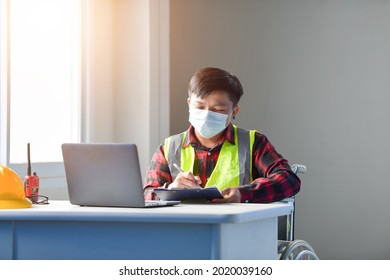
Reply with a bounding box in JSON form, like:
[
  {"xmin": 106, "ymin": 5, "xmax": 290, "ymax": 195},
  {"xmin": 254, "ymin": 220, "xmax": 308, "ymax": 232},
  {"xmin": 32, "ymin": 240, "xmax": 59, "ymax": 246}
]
[
  {"xmin": 169, "ymin": 171, "xmax": 202, "ymax": 189},
  {"xmin": 211, "ymin": 187, "xmax": 241, "ymax": 203}
]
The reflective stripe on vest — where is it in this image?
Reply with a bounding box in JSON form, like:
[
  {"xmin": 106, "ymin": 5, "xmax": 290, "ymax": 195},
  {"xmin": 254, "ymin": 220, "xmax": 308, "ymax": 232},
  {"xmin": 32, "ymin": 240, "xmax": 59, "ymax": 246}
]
[{"xmin": 164, "ymin": 125, "xmax": 256, "ymax": 190}]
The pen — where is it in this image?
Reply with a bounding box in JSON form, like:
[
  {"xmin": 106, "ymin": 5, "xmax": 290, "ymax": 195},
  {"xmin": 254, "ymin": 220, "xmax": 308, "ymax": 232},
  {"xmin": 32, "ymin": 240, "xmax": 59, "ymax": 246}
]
[
  {"xmin": 173, "ymin": 163, "xmax": 201, "ymax": 188},
  {"xmin": 173, "ymin": 163, "xmax": 184, "ymax": 173}
]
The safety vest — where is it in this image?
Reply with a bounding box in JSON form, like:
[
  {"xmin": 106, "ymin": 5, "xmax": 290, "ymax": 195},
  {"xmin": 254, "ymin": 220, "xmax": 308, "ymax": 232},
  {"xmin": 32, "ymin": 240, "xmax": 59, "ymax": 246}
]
[{"xmin": 164, "ymin": 125, "xmax": 256, "ymax": 190}]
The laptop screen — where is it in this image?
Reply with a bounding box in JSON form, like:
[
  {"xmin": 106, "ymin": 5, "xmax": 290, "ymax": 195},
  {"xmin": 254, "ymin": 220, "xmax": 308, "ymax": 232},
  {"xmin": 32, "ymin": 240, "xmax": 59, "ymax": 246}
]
[{"xmin": 62, "ymin": 143, "xmax": 146, "ymax": 207}]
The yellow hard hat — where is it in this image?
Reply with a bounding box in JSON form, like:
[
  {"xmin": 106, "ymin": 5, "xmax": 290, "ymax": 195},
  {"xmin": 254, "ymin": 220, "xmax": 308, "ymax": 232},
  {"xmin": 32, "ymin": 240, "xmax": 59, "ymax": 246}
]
[{"xmin": 0, "ymin": 164, "xmax": 32, "ymax": 209}]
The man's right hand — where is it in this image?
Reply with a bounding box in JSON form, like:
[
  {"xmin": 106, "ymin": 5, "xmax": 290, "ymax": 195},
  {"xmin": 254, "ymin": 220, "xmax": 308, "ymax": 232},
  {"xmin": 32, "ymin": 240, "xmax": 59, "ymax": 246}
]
[{"xmin": 169, "ymin": 171, "xmax": 202, "ymax": 189}]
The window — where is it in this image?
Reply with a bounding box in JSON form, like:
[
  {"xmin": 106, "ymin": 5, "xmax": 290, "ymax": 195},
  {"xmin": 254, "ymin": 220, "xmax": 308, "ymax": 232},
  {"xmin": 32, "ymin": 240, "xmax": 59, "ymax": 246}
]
[
  {"xmin": 0, "ymin": 0, "xmax": 84, "ymax": 191},
  {"xmin": 9, "ymin": 0, "xmax": 81, "ymax": 163}
]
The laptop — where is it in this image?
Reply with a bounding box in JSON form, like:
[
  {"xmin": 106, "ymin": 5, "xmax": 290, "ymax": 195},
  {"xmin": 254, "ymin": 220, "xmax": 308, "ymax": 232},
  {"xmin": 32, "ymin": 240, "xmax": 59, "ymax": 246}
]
[{"xmin": 61, "ymin": 143, "xmax": 180, "ymax": 208}]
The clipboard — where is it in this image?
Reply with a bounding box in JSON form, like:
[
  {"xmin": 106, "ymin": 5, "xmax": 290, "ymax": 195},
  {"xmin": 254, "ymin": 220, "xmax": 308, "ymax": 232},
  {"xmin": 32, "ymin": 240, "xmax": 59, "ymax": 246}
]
[{"xmin": 154, "ymin": 186, "xmax": 223, "ymax": 201}]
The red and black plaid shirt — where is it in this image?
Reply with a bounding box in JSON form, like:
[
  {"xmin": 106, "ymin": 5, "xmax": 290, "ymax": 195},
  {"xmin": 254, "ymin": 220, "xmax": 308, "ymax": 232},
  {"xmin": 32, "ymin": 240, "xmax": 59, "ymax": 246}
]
[{"xmin": 144, "ymin": 124, "xmax": 300, "ymax": 203}]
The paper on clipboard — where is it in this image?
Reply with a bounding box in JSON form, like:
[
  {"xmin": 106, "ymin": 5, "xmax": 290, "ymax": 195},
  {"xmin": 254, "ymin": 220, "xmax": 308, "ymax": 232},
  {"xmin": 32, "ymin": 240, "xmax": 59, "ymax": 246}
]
[{"xmin": 153, "ymin": 185, "xmax": 223, "ymax": 201}]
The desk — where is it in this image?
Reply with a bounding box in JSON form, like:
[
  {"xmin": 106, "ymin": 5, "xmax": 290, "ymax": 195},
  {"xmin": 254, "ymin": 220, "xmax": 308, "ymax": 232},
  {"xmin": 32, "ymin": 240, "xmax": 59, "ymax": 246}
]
[{"xmin": 0, "ymin": 201, "xmax": 292, "ymax": 260}]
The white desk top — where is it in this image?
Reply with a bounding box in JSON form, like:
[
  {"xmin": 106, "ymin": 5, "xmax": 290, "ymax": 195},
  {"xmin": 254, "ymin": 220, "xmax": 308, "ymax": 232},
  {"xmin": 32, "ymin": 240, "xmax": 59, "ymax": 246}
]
[{"xmin": 0, "ymin": 200, "xmax": 292, "ymax": 224}]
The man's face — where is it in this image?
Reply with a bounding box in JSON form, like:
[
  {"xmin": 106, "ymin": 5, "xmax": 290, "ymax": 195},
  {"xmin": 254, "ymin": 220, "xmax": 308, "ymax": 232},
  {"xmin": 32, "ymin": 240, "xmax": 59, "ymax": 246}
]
[{"xmin": 187, "ymin": 90, "xmax": 239, "ymax": 122}]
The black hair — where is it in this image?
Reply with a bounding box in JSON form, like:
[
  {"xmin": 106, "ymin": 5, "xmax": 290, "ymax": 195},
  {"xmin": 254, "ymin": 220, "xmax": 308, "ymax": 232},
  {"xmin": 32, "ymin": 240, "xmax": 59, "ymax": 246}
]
[{"xmin": 188, "ymin": 67, "xmax": 243, "ymax": 106}]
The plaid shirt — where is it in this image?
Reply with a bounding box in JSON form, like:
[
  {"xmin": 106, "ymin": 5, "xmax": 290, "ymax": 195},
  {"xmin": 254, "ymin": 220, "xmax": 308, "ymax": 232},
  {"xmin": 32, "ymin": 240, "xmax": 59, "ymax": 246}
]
[{"xmin": 144, "ymin": 124, "xmax": 300, "ymax": 203}]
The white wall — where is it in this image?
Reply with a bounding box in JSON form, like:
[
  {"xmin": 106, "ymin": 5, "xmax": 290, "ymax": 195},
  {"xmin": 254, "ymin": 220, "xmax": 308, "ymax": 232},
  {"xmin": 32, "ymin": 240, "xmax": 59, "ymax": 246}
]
[
  {"xmin": 111, "ymin": 0, "xmax": 151, "ymax": 175},
  {"xmin": 85, "ymin": 0, "xmax": 169, "ymax": 178},
  {"xmin": 111, "ymin": 0, "xmax": 170, "ymax": 177},
  {"xmin": 89, "ymin": 0, "xmax": 114, "ymax": 143},
  {"xmin": 169, "ymin": 0, "xmax": 390, "ymax": 259}
]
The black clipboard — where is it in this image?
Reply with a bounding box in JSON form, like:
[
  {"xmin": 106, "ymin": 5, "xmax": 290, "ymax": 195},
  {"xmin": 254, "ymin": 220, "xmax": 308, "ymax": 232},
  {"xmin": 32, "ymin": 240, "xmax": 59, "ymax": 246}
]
[{"xmin": 154, "ymin": 186, "xmax": 223, "ymax": 201}]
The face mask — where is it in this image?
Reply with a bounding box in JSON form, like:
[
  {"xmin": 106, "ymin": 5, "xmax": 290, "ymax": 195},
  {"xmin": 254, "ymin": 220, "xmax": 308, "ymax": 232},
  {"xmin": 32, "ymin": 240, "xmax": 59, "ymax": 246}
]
[{"xmin": 189, "ymin": 107, "xmax": 229, "ymax": 138}]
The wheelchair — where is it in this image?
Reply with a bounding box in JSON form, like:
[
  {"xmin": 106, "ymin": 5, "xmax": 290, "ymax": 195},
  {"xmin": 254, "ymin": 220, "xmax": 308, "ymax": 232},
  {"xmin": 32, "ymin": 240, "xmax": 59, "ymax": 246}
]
[{"xmin": 277, "ymin": 164, "xmax": 320, "ymax": 260}]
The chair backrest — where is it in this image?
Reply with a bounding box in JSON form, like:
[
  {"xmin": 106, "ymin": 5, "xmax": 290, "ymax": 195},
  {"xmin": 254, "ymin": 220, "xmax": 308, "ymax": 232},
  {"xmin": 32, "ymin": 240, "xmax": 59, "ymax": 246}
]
[{"xmin": 278, "ymin": 164, "xmax": 307, "ymax": 241}]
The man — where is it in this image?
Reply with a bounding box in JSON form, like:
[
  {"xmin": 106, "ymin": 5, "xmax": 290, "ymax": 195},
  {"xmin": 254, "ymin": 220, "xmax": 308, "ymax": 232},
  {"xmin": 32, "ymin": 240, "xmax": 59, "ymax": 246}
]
[{"xmin": 144, "ymin": 67, "xmax": 300, "ymax": 203}]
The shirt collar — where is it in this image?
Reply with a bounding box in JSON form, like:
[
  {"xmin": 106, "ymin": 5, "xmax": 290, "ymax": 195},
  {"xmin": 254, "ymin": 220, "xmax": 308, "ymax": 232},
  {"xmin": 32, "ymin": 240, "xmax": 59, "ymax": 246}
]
[{"xmin": 183, "ymin": 123, "xmax": 236, "ymax": 148}]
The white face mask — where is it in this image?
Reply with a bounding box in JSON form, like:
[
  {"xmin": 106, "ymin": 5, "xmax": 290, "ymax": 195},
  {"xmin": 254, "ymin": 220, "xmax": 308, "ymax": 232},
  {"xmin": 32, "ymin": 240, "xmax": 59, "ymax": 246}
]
[{"xmin": 189, "ymin": 107, "xmax": 229, "ymax": 138}]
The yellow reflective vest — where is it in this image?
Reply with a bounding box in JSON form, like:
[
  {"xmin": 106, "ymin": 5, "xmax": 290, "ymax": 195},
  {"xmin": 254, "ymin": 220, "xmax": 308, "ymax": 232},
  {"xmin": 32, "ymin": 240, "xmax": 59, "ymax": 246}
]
[{"xmin": 164, "ymin": 125, "xmax": 256, "ymax": 190}]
